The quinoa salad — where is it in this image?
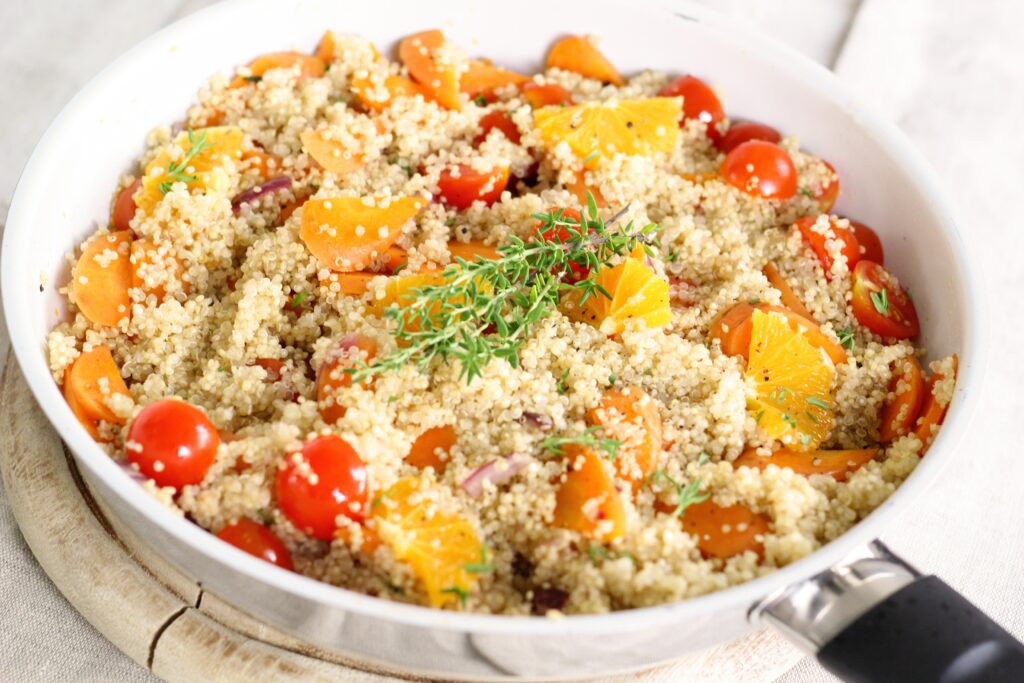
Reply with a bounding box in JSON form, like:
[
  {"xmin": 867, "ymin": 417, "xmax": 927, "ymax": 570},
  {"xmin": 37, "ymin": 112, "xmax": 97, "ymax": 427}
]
[{"xmin": 47, "ymin": 30, "xmax": 958, "ymax": 615}]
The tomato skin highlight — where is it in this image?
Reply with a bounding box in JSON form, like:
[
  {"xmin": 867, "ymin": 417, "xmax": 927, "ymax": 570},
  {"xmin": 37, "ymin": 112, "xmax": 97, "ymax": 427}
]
[
  {"xmin": 275, "ymin": 434, "xmax": 369, "ymax": 540},
  {"xmin": 112, "ymin": 179, "xmax": 141, "ymax": 232},
  {"xmin": 794, "ymin": 216, "xmax": 862, "ymax": 279},
  {"xmin": 533, "ymin": 207, "xmax": 592, "ymax": 282},
  {"xmin": 879, "ymin": 355, "xmax": 926, "ymax": 443},
  {"xmin": 717, "ymin": 121, "xmax": 781, "ymax": 153},
  {"xmin": 721, "ymin": 141, "xmax": 797, "ymax": 200},
  {"xmin": 126, "ymin": 399, "xmax": 220, "ymax": 490},
  {"xmin": 216, "ymin": 518, "xmax": 294, "ymax": 570},
  {"xmin": 437, "ymin": 164, "xmax": 509, "ymax": 209},
  {"xmin": 848, "ymin": 219, "xmax": 885, "ymax": 264},
  {"xmin": 850, "ymin": 260, "xmax": 920, "ymax": 339},
  {"xmin": 659, "ymin": 75, "xmax": 724, "ymax": 142}
]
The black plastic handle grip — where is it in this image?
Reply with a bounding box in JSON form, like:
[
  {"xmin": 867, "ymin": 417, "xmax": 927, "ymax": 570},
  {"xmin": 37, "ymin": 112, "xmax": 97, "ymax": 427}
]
[{"xmin": 818, "ymin": 575, "xmax": 1024, "ymax": 683}]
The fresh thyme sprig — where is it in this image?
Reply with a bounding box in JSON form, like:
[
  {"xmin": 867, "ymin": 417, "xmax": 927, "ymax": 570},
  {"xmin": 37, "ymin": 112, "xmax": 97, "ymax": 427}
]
[
  {"xmin": 649, "ymin": 453, "xmax": 711, "ymax": 517},
  {"xmin": 541, "ymin": 426, "xmax": 622, "ymax": 460},
  {"xmin": 159, "ymin": 129, "xmax": 212, "ymax": 195},
  {"xmin": 350, "ymin": 194, "xmax": 660, "ymax": 383}
]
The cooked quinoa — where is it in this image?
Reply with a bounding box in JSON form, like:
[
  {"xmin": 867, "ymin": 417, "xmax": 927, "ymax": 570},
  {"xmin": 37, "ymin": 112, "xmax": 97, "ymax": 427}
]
[{"xmin": 47, "ymin": 31, "xmax": 956, "ymax": 615}]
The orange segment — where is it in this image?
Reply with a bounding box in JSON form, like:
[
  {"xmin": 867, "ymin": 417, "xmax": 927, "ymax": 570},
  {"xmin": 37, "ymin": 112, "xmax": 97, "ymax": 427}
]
[
  {"xmin": 130, "ymin": 240, "xmax": 187, "ymax": 301},
  {"xmin": 679, "ymin": 499, "xmax": 770, "ymax": 560},
  {"xmin": 62, "ymin": 346, "xmax": 130, "ymax": 440},
  {"xmin": 587, "ymin": 387, "xmax": 663, "ymax": 486},
  {"xmin": 546, "ymin": 35, "xmax": 624, "ymax": 86},
  {"xmin": 566, "ymin": 173, "xmax": 607, "ymax": 208},
  {"xmin": 72, "ymin": 230, "xmax": 133, "ymax": 327},
  {"xmin": 372, "ymin": 476, "xmax": 481, "ymax": 607},
  {"xmin": 406, "ymin": 425, "xmax": 457, "ymax": 474},
  {"xmin": 534, "ymin": 98, "xmax": 681, "ymax": 165},
  {"xmin": 460, "ymin": 60, "xmax": 529, "ymax": 98},
  {"xmin": 568, "ymin": 254, "xmax": 671, "ymax": 335},
  {"xmin": 136, "ymin": 126, "xmax": 245, "ymax": 214},
  {"xmin": 734, "ymin": 446, "xmax": 877, "ymax": 482},
  {"xmin": 709, "ymin": 302, "xmax": 847, "ymax": 366},
  {"xmin": 300, "ymin": 195, "xmax": 425, "ymax": 271},
  {"xmin": 368, "ymin": 271, "xmax": 449, "ymax": 320},
  {"xmin": 552, "ymin": 446, "xmax": 626, "ymax": 541},
  {"xmin": 351, "ymin": 73, "xmax": 430, "ymax": 111},
  {"xmin": 762, "ymin": 262, "xmax": 813, "ymax": 320},
  {"xmin": 229, "ymin": 51, "xmax": 325, "ymax": 88},
  {"xmin": 746, "ymin": 309, "xmax": 836, "ymax": 450},
  {"xmin": 301, "ymin": 129, "xmax": 367, "ymax": 176},
  {"xmin": 399, "ymin": 30, "xmax": 462, "ymax": 110}
]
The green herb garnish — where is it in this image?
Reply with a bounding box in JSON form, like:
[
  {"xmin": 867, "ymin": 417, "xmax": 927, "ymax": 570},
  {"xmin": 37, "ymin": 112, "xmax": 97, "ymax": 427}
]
[
  {"xmin": 837, "ymin": 325, "xmax": 856, "ymax": 351},
  {"xmin": 541, "ymin": 426, "xmax": 621, "ymax": 460},
  {"xmin": 289, "ymin": 290, "xmax": 309, "ymax": 309},
  {"xmin": 798, "ymin": 188, "xmax": 814, "ymax": 198},
  {"xmin": 243, "ymin": 75, "xmax": 263, "ymax": 83},
  {"xmin": 158, "ymin": 129, "xmax": 212, "ymax": 195},
  {"xmin": 650, "ymin": 469, "xmax": 710, "ymax": 517},
  {"xmin": 806, "ymin": 396, "xmax": 832, "ymax": 412},
  {"xmin": 465, "ymin": 545, "xmax": 495, "ymax": 574},
  {"xmin": 473, "ymin": 94, "xmax": 488, "ymax": 106},
  {"xmin": 441, "ymin": 585, "xmax": 469, "ymax": 608},
  {"xmin": 870, "ymin": 289, "xmax": 890, "ymax": 316},
  {"xmin": 582, "ymin": 150, "xmax": 602, "ymax": 163}
]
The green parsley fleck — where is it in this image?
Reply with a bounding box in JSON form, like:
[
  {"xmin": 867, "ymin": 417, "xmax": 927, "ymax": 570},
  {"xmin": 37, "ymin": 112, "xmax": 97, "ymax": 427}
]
[
  {"xmin": 754, "ymin": 409, "xmax": 766, "ymax": 423},
  {"xmin": 473, "ymin": 94, "xmax": 488, "ymax": 106},
  {"xmin": 289, "ymin": 290, "xmax": 309, "ymax": 309},
  {"xmin": 464, "ymin": 546, "xmax": 495, "ymax": 574},
  {"xmin": 837, "ymin": 325, "xmax": 856, "ymax": 351},
  {"xmin": 870, "ymin": 288, "xmax": 890, "ymax": 316},
  {"xmin": 441, "ymin": 585, "xmax": 469, "ymax": 608},
  {"xmin": 781, "ymin": 413, "xmax": 798, "ymax": 429},
  {"xmin": 445, "ymin": 217, "xmax": 456, "ymax": 227},
  {"xmin": 798, "ymin": 187, "xmax": 814, "ymax": 198},
  {"xmin": 158, "ymin": 129, "xmax": 213, "ymax": 195},
  {"xmin": 541, "ymin": 426, "xmax": 621, "ymax": 460},
  {"xmin": 255, "ymin": 508, "xmax": 273, "ymax": 525},
  {"xmin": 243, "ymin": 75, "xmax": 262, "ymax": 83},
  {"xmin": 557, "ymin": 369, "xmax": 571, "ymax": 395},
  {"xmin": 608, "ymin": 373, "xmax": 617, "ymax": 385},
  {"xmin": 806, "ymin": 396, "xmax": 833, "ymax": 412}
]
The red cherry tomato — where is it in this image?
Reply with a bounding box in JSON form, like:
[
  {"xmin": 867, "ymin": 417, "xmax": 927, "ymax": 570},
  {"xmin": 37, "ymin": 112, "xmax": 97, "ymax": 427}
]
[
  {"xmin": 216, "ymin": 518, "xmax": 293, "ymax": 570},
  {"xmin": 275, "ymin": 434, "xmax": 368, "ymax": 540},
  {"xmin": 475, "ymin": 110, "xmax": 521, "ymax": 145},
  {"xmin": 720, "ymin": 140, "xmax": 797, "ymax": 200},
  {"xmin": 126, "ymin": 399, "xmax": 220, "ymax": 490},
  {"xmin": 848, "ymin": 219, "xmax": 885, "ymax": 264},
  {"xmin": 317, "ymin": 334, "xmax": 377, "ymax": 425},
  {"xmin": 437, "ymin": 164, "xmax": 510, "ymax": 209},
  {"xmin": 816, "ymin": 161, "xmax": 840, "ymax": 213},
  {"xmin": 533, "ymin": 207, "xmax": 592, "ymax": 283},
  {"xmin": 521, "ymin": 82, "xmax": 572, "ymax": 108},
  {"xmin": 659, "ymin": 75, "xmax": 725, "ymax": 142},
  {"xmin": 851, "ymin": 260, "xmax": 920, "ymax": 339},
  {"xmin": 717, "ymin": 121, "xmax": 781, "ymax": 154},
  {"xmin": 794, "ymin": 216, "xmax": 862, "ymax": 279},
  {"xmin": 112, "ymin": 178, "xmax": 142, "ymax": 232}
]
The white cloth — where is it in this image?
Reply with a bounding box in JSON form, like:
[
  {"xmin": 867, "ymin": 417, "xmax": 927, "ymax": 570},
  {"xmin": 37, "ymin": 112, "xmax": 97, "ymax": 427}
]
[{"xmin": 2, "ymin": 1, "xmax": 1022, "ymax": 681}]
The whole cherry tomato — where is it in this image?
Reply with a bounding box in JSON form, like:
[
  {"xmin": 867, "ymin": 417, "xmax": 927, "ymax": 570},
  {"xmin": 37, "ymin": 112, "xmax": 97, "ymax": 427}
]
[
  {"xmin": 720, "ymin": 140, "xmax": 797, "ymax": 200},
  {"xmin": 216, "ymin": 518, "xmax": 294, "ymax": 570},
  {"xmin": 850, "ymin": 260, "xmax": 920, "ymax": 339},
  {"xmin": 717, "ymin": 121, "xmax": 781, "ymax": 153},
  {"xmin": 126, "ymin": 399, "xmax": 220, "ymax": 490}
]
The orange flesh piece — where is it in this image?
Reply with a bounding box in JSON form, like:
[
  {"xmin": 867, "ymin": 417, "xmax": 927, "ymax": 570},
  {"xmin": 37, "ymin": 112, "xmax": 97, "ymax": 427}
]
[
  {"xmin": 405, "ymin": 425, "xmax": 457, "ymax": 474},
  {"xmin": 230, "ymin": 51, "xmax": 325, "ymax": 88},
  {"xmin": 552, "ymin": 446, "xmax": 626, "ymax": 541},
  {"xmin": 317, "ymin": 336, "xmax": 377, "ymax": 424},
  {"xmin": 460, "ymin": 60, "xmax": 529, "ymax": 97},
  {"xmin": 300, "ymin": 196, "xmax": 425, "ymax": 272},
  {"xmin": 573, "ymin": 255, "xmax": 671, "ymax": 335},
  {"xmin": 336, "ymin": 272, "xmax": 379, "ymax": 296},
  {"xmin": 679, "ymin": 499, "xmax": 770, "ymax": 560},
  {"xmin": 336, "ymin": 523, "xmax": 382, "ymax": 555},
  {"xmin": 546, "ymin": 35, "xmax": 624, "ymax": 86},
  {"xmin": 351, "ymin": 74, "xmax": 429, "ymax": 112},
  {"xmin": 914, "ymin": 354, "xmax": 958, "ymax": 452},
  {"xmin": 587, "ymin": 387, "xmax": 663, "ymax": 486},
  {"xmin": 709, "ymin": 302, "xmax": 847, "ymax": 366},
  {"xmin": 399, "ymin": 30, "xmax": 461, "ymax": 110},
  {"xmin": 300, "ymin": 129, "xmax": 365, "ymax": 176},
  {"xmin": 762, "ymin": 262, "xmax": 813, "ymax": 320},
  {"xmin": 62, "ymin": 346, "xmax": 130, "ymax": 440},
  {"xmin": 447, "ymin": 241, "xmax": 500, "ymax": 263},
  {"xmin": 566, "ymin": 174, "xmax": 607, "ymax": 208},
  {"xmin": 315, "ymin": 30, "xmax": 336, "ymax": 62},
  {"xmin": 734, "ymin": 447, "xmax": 878, "ymax": 482},
  {"xmin": 72, "ymin": 230, "xmax": 133, "ymax": 327},
  {"xmin": 879, "ymin": 355, "xmax": 925, "ymax": 443},
  {"xmin": 240, "ymin": 149, "xmax": 279, "ymax": 179}
]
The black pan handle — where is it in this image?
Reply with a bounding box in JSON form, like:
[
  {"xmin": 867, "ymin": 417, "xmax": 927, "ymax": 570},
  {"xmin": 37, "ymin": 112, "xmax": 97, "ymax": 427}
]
[{"xmin": 759, "ymin": 541, "xmax": 1024, "ymax": 683}]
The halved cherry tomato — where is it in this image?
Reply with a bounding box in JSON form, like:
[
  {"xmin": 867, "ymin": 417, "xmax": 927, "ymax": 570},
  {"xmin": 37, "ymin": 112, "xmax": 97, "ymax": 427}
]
[
  {"xmin": 126, "ymin": 399, "xmax": 220, "ymax": 490},
  {"xmin": 850, "ymin": 261, "xmax": 919, "ymax": 339},
  {"xmin": 521, "ymin": 82, "xmax": 573, "ymax": 108},
  {"xmin": 275, "ymin": 434, "xmax": 369, "ymax": 540},
  {"xmin": 533, "ymin": 207, "xmax": 591, "ymax": 283},
  {"xmin": 848, "ymin": 220, "xmax": 884, "ymax": 264},
  {"xmin": 709, "ymin": 302, "xmax": 847, "ymax": 366},
  {"xmin": 816, "ymin": 161, "xmax": 840, "ymax": 213},
  {"xmin": 317, "ymin": 334, "xmax": 377, "ymax": 424},
  {"xmin": 678, "ymin": 499, "xmax": 770, "ymax": 560},
  {"xmin": 914, "ymin": 355, "xmax": 958, "ymax": 452},
  {"xmin": 216, "ymin": 518, "xmax": 293, "ymax": 570},
  {"xmin": 437, "ymin": 164, "xmax": 509, "ymax": 209},
  {"xmin": 879, "ymin": 355, "xmax": 925, "ymax": 443},
  {"xmin": 721, "ymin": 141, "xmax": 797, "ymax": 200},
  {"xmin": 659, "ymin": 75, "xmax": 724, "ymax": 142},
  {"xmin": 734, "ymin": 446, "xmax": 877, "ymax": 482},
  {"xmin": 794, "ymin": 216, "xmax": 861, "ymax": 279},
  {"xmin": 112, "ymin": 179, "xmax": 141, "ymax": 232},
  {"xmin": 717, "ymin": 121, "xmax": 781, "ymax": 154},
  {"xmin": 474, "ymin": 110, "xmax": 521, "ymax": 145}
]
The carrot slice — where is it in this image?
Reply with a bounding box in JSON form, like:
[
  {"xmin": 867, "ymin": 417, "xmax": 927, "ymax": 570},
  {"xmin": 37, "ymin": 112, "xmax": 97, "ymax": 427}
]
[
  {"xmin": 447, "ymin": 241, "xmax": 500, "ymax": 263},
  {"xmin": 300, "ymin": 195, "xmax": 425, "ymax": 271},
  {"xmin": 546, "ymin": 35, "xmax": 624, "ymax": 86},
  {"xmin": 315, "ymin": 30, "xmax": 336, "ymax": 63},
  {"xmin": 709, "ymin": 302, "xmax": 847, "ymax": 366},
  {"xmin": 336, "ymin": 272, "xmax": 378, "ymax": 296},
  {"xmin": 406, "ymin": 425, "xmax": 457, "ymax": 474},
  {"xmin": 552, "ymin": 445, "xmax": 626, "ymax": 541},
  {"xmin": 72, "ymin": 230, "xmax": 133, "ymax": 327},
  {"xmin": 460, "ymin": 60, "xmax": 529, "ymax": 98},
  {"xmin": 566, "ymin": 173, "xmax": 607, "ymax": 208},
  {"xmin": 63, "ymin": 346, "xmax": 130, "ymax": 440},
  {"xmin": 230, "ymin": 51, "xmax": 325, "ymax": 88},
  {"xmin": 300, "ymin": 129, "xmax": 365, "ymax": 176},
  {"xmin": 679, "ymin": 499, "xmax": 770, "ymax": 560},
  {"xmin": 913, "ymin": 354, "xmax": 958, "ymax": 453},
  {"xmin": 130, "ymin": 240, "xmax": 186, "ymax": 301},
  {"xmin": 351, "ymin": 73, "xmax": 430, "ymax": 111},
  {"xmin": 879, "ymin": 355, "xmax": 926, "ymax": 443},
  {"xmin": 317, "ymin": 335, "xmax": 377, "ymax": 424},
  {"xmin": 240, "ymin": 149, "xmax": 280, "ymax": 179},
  {"xmin": 762, "ymin": 262, "xmax": 813, "ymax": 320},
  {"xmin": 398, "ymin": 30, "xmax": 461, "ymax": 110},
  {"xmin": 587, "ymin": 387, "xmax": 663, "ymax": 486},
  {"xmin": 734, "ymin": 446, "xmax": 877, "ymax": 482}
]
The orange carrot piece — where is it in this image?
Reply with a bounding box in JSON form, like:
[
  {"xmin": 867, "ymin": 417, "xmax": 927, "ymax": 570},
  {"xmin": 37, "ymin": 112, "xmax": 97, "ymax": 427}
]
[
  {"xmin": 879, "ymin": 355, "xmax": 926, "ymax": 443},
  {"xmin": 762, "ymin": 262, "xmax": 813, "ymax": 320},
  {"xmin": 447, "ymin": 241, "xmax": 500, "ymax": 263},
  {"xmin": 62, "ymin": 346, "xmax": 130, "ymax": 440},
  {"xmin": 587, "ymin": 387, "xmax": 663, "ymax": 486},
  {"xmin": 406, "ymin": 425, "xmax": 457, "ymax": 474},
  {"xmin": 240, "ymin": 149, "xmax": 280, "ymax": 179},
  {"xmin": 679, "ymin": 499, "xmax": 770, "ymax": 560},
  {"xmin": 460, "ymin": 60, "xmax": 529, "ymax": 98},
  {"xmin": 315, "ymin": 30, "xmax": 337, "ymax": 63},
  {"xmin": 734, "ymin": 446, "xmax": 878, "ymax": 482},
  {"xmin": 317, "ymin": 335, "xmax": 378, "ymax": 424},
  {"xmin": 300, "ymin": 129, "xmax": 365, "ymax": 176},
  {"xmin": 398, "ymin": 30, "xmax": 462, "ymax": 110},
  {"xmin": 546, "ymin": 35, "xmax": 624, "ymax": 86},
  {"xmin": 709, "ymin": 302, "xmax": 847, "ymax": 366},
  {"xmin": 72, "ymin": 230, "xmax": 133, "ymax": 327},
  {"xmin": 913, "ymin": 354, "xmax": 958, "ymax": 453},
  {"xmin": 552, "ymin": 446, "xmax": 626, "ymax": 541},
  {"xmin": 521, "ymin": 82, "xmax": 573, "ymax": 108},
  {"xmin": 299, "ymin": 196, "xmax": 425, "ymax": 272},
  {"xmin": 351, "ymin": 74, "xmax": 430, "ymax": 112},
  {"xmin": 230, "ymin": 51, "xmax": 325, "ymax": 88},
  {"xmin": 566, "ymin": 173, "xmax": 607, "ymax": 208},
  {"xmin": 336, "ymin": 272, "xmax": 378, "ymax": 296}
]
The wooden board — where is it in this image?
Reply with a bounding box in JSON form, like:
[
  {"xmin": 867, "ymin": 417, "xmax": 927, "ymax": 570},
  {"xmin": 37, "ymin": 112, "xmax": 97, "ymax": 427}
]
[{"xmin": 0, "ymin": 356, "xmax": 804, "ymax": 682}]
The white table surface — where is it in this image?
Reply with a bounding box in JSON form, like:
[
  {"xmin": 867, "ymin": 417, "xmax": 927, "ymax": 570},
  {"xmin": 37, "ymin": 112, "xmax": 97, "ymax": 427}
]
[{"xmin": 2, "ymin": 1, "xmax": 1022, "ymax": 681}]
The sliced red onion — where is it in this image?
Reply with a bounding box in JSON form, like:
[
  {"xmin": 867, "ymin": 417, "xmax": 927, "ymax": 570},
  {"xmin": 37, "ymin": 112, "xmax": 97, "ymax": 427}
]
[
  {"xmin": 231, "ymin": 176, "xmax": 293, "ymax": 213},
  {"xmin": 518, "ymin": 411, "xmax": 553, "ymax": 431},
  {"xmin": 117, "ymin": 460, "xmax": 149, "ymax": 484},
  {"xmin": 461, "ymin": 452, "xmax": 532, "ymax": 497}
]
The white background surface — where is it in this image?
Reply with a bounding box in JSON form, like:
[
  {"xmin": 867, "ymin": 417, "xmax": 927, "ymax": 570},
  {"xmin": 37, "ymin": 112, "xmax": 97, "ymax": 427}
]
[{"xmin": 1, "ymin": 0, "xmax": 1022, "ymax": 681}]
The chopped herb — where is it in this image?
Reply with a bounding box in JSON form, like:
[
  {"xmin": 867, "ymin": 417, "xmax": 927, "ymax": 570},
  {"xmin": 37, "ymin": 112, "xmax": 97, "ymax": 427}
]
[
  {"xmin": 243, "ymin": 75, "xmax": 263, "ymax": 83},
  {"xmin": 837, "ymin": 325, "xmax": 856, "ymax": 351},
  {"xmin": 465, "ymin": 545, "xmax": 495, "ymax": 574},
  {"xmin": 748, "ymin": 297, "xmax": 762, "ymax": 305},
  {"xmin": 541, "ymin": 426, "xmax": 621, "ymax": 460},
  {"xmin": 289, "ymin": 290, "xmax": 309, "ymax": 309},
  {"xmin": 650, "ymin": 469, "xmax": 710, "ymax": 517},
  {"xmin": 805, "ymin": 411, "xmax": 819, "ymax": 424},
  {"xmin": 642, "ymin": 368, "xmax": 653, "ymax": 377},
  {"xmin": 385, "ymin": 581, "xmax": 405, "ymax": 595},
  {"xmin": 608, "ymin": 373, "xmax": 617, "ymax": 385},
  {"xmin": 798, "ymin": 187, "xmax": 814, "ymax": 198},
  {"xmin": 870, "ymin": 288, "xmax": 890, "ymax": 316},
  {"xmin": 473, "ymin": 94, "xmax": 488, "ymax": 106},
  {"xmin": 806, "ymin": 396, "xmax": 833, "ymax": 412},
  {"xmin": 158, "ymin": 129, "xmax": 212, "ymax": 194},
  {"xmin": 218, "ymin": 365, "xmax": 228, "ymax": 373},
  {"xmin": 781, "ymin": 413, "xmax": 798, "ymax": 429},
  {"xmin": 323, "ymin": 63, "xmax": 332, "ymax": 72},
  {"xmin": 769, "ymin": 387, "xmax": 792, "ymax": 403},
  {"xmin": 557, "ymin": 369, "xmax": 570, "ymax": 395},
  {"xmin": 370, "ymin": 491, "xmax": 392, "ymax": 508},
  {"xmin": 665, "ymin": 248, "xmax": 679, "ymax": 263},
  {"xmin": 441, "ymin": 585, "xmax": 469, "ymax": 608},
  {"xmin": 582, "ymin": 150, "xmax": 602, "ymax": 163},
  {"xmin": 587, "ymin": 545, "xmax": 636, "ymax": 565},
  {"xmin": 255, "ymin": 508, "xmax": 273, "ymax": 525},
  {"xmin": 445, "ymin": 217, "xmax": 456, "ymax": 227},
  {"xmin": 754, "ymin": 409, "xmax": 765, "ymax": 423},
  {"xmin": 391, "ymin": 262, "xmax": 408, "ymax": 274},
  {"xmin": 800, "ymin": 433, "xmax": 813, "ymax": 446},
  {"xmin": 697, "ymin": 452, "xmax": 710, "ymax": 465},
  {"xmin": 387, "ymin": 395, "xmax": 400, "ymax": 403}
]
